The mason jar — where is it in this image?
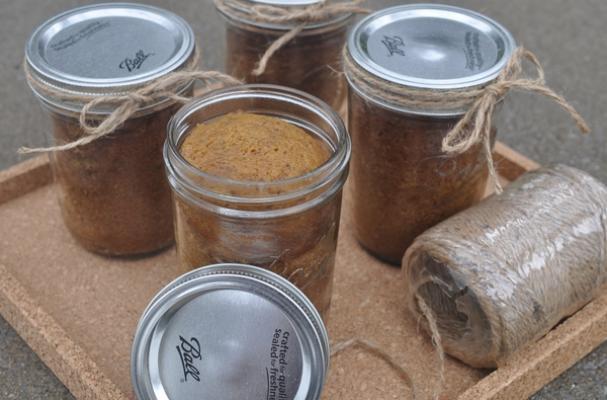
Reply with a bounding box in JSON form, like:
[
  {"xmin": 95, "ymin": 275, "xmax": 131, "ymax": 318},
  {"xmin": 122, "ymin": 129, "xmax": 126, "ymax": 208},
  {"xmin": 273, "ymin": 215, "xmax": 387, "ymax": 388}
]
[
  {"xmin": 214, "ymin": 0, "xmax": 355, "ymax": 110},
  {"xmin": 25, "ymin": 3, "xmax": 196, "ymax": 256},
  {"xmin": 164, "ymin": 85, "xmax": 351, "ymax": 317},
  {"xmin": 344, "ymin": 4, "xmax": 516, "ymax": 264}
]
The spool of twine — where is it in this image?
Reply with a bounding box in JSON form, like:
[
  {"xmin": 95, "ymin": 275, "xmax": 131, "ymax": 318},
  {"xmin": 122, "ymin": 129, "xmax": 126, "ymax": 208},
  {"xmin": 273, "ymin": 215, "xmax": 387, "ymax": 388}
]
[
  {"xmin": 343, "ymin": 47, "xmax": 590, "ymax": 193},
  {"xmin": 404, "ymin": 164, "xmax": 607, "ymax": 369},
  {"xmin": 20, "ymin": 47, "xmax": 241, "ymax": 153},
  {"xmin": 214, "ymin": 0, "xmax": 369, "ymax": 76}
]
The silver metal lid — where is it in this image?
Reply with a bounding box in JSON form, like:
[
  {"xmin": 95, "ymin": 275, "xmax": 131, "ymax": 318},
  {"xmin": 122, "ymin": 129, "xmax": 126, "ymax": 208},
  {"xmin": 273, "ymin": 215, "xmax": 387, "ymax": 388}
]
[
  {"xmin": 131, "ymin": 263, "xmax": 329, "ymax": 400},
  {"xmin": 347, "ymin": 4, "xmax": 516, "ymax": 89},
  {"xmin": 26, "ymin": 3, "xmax": 195, "ymax": 99}
]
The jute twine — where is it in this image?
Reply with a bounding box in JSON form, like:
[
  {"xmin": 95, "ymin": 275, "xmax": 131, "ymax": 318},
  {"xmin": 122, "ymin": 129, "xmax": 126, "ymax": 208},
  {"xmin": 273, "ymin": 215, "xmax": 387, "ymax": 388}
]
[
  {"xmin": 344, "ymin": 47, "xmax": 590, "ymax": 193},
  {"xmin": 331, "ymin": 339, "xmax": 414, "ymax": 385},
  {"xmin": 331, "ymin": 309, "xmax": 446, "ymax": 400},
  {"xmin": 331, "ymin": 296, "xmax": 446, "ymax": 400},
  {"xmin": 214, "ymin": 0, "xmax": 368, "ymax": 76},
  {"xmin": 19, "ymin": 47, "xmax": 241, "ymax": 153}
]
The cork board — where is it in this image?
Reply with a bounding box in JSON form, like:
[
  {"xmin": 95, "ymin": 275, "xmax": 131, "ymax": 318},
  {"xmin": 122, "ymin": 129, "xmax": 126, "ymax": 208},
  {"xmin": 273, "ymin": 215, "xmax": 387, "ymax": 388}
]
[{"xmin": 0, "ymin": 144, "xmax": 605, "ymax": 400}]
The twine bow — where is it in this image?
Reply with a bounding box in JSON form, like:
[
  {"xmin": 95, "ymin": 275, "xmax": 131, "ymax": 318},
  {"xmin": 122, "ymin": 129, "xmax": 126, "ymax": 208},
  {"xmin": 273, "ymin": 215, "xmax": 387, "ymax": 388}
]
[
  {"xmin": 214, "ymin": 0, "xmax": 369, "ymax": 76},
  {"xmin": 344, "ymin": 47, "xmax": 590, "ymax": 194},
  {"xmin": 442, "ymin": 47, "xmax": 590, "ymax": 193},
  {"xmin": 20, "ymin": 47, "xmax": 241, "ymax": 153}
]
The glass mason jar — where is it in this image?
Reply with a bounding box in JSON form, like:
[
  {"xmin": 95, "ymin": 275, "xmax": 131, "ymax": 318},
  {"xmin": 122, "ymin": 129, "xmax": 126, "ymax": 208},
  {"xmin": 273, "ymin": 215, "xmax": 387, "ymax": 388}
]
[
  {"xmin": 164, "ymin": 85, "xmax": 351, "ymax": 317},
  {"xmin": 24, "ymin": 4, "xmax": 196, "ymax": 256},
  {"xmin": 345, "ymin": 5, "xmax": 516, "ymax": 264},
  {"xmin": 215, "ymin": 0, "xmax": 354, "ymax": 110}
]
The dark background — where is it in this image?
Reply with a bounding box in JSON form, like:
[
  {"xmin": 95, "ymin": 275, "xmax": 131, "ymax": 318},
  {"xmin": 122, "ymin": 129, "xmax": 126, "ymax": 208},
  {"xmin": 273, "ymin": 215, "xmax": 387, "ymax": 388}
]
[{"xmin": 0, "ymin": 0, "xmax": 605, "ymax": 399}]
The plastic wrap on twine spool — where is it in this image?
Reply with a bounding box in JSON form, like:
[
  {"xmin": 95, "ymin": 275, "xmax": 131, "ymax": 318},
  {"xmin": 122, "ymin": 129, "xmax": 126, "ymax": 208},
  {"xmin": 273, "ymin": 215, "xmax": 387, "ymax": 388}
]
[{"xmin": 404, "ymin": 164, "xmax": 607, "ymax": 369}]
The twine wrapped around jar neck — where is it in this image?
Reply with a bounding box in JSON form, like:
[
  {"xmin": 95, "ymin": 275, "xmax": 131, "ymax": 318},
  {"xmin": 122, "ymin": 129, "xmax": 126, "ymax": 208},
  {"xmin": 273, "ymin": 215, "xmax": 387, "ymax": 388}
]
[
  {"xmin": 343, "ymin": 47, "xmax": 590, "ymax": 193},
  {"xmin": 20, "ymin": 47, "xmax": 241, "ymax": 153},
  {"xmin": 214, "ymin": 0, "xmax": 369, "ymax": 76}
]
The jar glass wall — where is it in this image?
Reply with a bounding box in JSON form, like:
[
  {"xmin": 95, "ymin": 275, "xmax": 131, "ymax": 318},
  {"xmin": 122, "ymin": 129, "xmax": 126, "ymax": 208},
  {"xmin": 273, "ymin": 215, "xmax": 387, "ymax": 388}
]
[
  {"xmin": 164, "ymin": 85, "xmax": 351, "ymax": 317},
  {"xmin": 41, "ymin": 102, "xmax": 183, "ymax": 256},
  {"xmin": 347, "ymin": 87, "xmax": 491, "ymax": 264}
]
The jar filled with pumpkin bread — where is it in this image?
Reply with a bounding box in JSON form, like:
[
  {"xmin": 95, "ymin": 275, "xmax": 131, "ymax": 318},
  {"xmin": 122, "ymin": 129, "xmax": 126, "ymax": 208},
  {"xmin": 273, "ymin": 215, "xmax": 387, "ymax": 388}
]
[
  {"xmin": 214, "ymin": 0, "xmax": 363, "ymax": 110},
  {"xmin": 344, "ymin": 5, "xmax": 516, "ymax": 264},
  {"xmin": 164, "ymin": 85, "xmax": 351, "ymax": 317},
  {"xmin": 24, "ymin": 4, "xmax": 197, "ymax": 256}
]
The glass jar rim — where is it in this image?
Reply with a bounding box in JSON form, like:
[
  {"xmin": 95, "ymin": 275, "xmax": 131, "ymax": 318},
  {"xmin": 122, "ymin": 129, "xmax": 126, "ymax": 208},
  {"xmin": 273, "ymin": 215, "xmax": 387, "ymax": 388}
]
[{"xmin": 164, "ymin": 84, "xmax": 351, "ymax": 206}]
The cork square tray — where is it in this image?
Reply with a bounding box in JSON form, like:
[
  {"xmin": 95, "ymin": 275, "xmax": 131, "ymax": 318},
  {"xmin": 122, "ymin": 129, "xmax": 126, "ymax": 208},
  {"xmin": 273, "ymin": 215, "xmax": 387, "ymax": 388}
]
[{"xmin": 0, "ymin": 143, "xmax": 606, "ymax": 400}]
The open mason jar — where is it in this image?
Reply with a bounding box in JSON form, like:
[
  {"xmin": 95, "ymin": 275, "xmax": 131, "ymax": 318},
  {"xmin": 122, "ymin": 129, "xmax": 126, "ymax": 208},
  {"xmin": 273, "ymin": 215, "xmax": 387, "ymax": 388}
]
[
  {"xmin": 215, "ymin": 0, "xmax": 355, "ymax": 110},
  {"xmin": 344, "ymin": 4, "xmax": 515, "ymax": 264},
  {"xmin": 25, "ymin": 3, "xmax": 196, "ymax": 256},
  {"xmin": 164, "ymin": 85, "xmax": 351, "ymax": 317}
]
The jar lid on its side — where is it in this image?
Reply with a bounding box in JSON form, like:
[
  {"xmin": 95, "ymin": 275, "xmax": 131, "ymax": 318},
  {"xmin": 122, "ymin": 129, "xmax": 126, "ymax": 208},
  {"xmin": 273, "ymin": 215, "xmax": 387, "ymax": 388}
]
[
  {"xmin": 347, "ymin": 4, "xmax": 516, "ymax": 90},
  {"xmin": 216, "ymin": 0, "xmax": 352, "ymax": 31},
  {"xmin": 131, "ymin": 263, "xmax": 329, "ymax": 400},
  {"xmin": 25, "ymin": 2, "xmax": 195, "ymax": 112}
]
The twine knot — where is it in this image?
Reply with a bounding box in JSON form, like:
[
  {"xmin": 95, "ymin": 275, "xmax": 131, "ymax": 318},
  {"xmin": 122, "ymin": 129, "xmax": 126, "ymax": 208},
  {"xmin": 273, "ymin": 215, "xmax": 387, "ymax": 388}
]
[
  {"xmin": 485, "ymin": 84, "xmax": 507, "ymax": 101},
  {"xmin": 215, "ymin": 0, "xmax": 369, "ymax": 76},
  {"xmin": 442, "ymin": 47, "xmax": 590, "ymax": 193},
  {"xmin": 344, "ymin": 46, "xmax": 590, "ymax": 194},
  {"xmin": 20, "ymin": 47, "xmax": 241, "ymax": 153}
]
